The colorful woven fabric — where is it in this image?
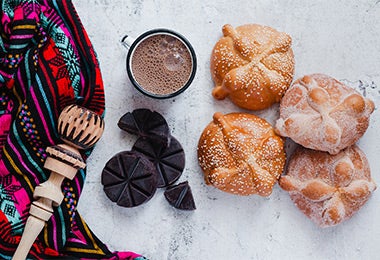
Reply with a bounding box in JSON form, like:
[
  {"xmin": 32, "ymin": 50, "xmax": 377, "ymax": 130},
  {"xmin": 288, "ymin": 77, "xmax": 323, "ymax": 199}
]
[{"xmin": 0, "ymin": 0, "xmax": 145, "ymax": 259}]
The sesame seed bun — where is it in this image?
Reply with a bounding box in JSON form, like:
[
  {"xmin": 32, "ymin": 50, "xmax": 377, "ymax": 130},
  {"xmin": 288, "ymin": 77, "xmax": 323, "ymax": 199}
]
[
  {"xmin": 197, "ymin": 112, "xmax": 285, "ymax": 196},
  {"xmin": 210, "ymin": 24, "xmax": 295, "ymax": 110}
]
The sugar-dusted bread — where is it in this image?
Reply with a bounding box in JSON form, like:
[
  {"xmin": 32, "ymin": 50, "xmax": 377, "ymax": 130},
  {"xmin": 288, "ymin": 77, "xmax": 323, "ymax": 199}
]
[
  {"xmin": 275, "ymin": 74, "xmax": 375, "ymax": 154},
  {"xmin": 197, "ymin": 112, "xmax": 285, "ymax": 196},
  {"xmin": 210, "ymin": 24, "xmax": 295, "ymax": 110},
  {"xmin": 279, "ymin": 145, "xmax": 376, "ymax": 228}
]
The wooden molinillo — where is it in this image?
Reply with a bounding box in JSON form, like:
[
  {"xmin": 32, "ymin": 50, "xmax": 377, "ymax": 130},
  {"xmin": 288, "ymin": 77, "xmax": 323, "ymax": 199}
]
[{"xmin": 13, "ymin": 105, "xmax": 104, "ymax": 260}]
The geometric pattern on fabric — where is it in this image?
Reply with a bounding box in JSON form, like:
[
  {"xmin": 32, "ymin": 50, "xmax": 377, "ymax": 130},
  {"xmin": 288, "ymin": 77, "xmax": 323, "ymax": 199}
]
[{"xmin": 0, "ymin": 0, "xmax": 145, "ymax": 259}]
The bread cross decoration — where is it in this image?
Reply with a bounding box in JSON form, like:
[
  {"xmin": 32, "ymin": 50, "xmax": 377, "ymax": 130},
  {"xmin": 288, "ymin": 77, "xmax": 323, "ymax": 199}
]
[
  {"xmin": 279, "ymin": 147, "xmax": 376, "ymax": 227},
  {"xmin": 215, "ymin": 112, "xmax": 281, "ymax": 193},
  {"xmin": 275, "ymin": 74, "xmax": 375, "ymax": 154},
  {"xmin": 210, "ymin": 24, "xmax": 294, "ymax": 110},
  {"xmin": 13, "ymin": 105, "xmax": 104, "ymax": 260},
  {"xmin": 198, "ymin": 112, "xmax": 285, "ymax": 196}
]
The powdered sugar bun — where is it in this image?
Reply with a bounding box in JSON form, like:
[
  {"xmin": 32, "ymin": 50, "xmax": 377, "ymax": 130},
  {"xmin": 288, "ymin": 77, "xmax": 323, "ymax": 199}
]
[
  {"xmin": 279, "ymin": 145, "xmax": 376, "ymax": 228},
  {"xmin": 275, "ymin": 74, "xmax": 375, "ymax": 154},
  {"xmin": 197, "ymin": 112, "xmax": 285, "ymax": 196},
  {"xmin": 210, "ymin": 24, "xmax": 295, "ymax": 110}
]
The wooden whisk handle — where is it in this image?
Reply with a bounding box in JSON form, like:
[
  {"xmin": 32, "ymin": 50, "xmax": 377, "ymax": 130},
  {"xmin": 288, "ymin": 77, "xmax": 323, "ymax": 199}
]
[
  {"xmin": 13, "ymin": 145, "xmax": 85, "ymax": 260},
  {"xmin": 13, "ymin": 105, "xmax": 104, "ymax": 260}
]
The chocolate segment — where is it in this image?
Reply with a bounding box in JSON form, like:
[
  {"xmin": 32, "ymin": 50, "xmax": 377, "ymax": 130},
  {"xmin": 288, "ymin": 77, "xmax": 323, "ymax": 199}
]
[
  {"xmin": 101, "ymin": 151, "xmax": 157, "ymax": 207},
  {"xmin": 118, "ymin": 109, "xmax": 171, "ymax": 147},
  {"xmin": 164, "ymin": 181, "xmax": 196, "ymax": 210},
  {"xmin": 132, "ymin": 136, "xmax": 185, "ymax": 188}
]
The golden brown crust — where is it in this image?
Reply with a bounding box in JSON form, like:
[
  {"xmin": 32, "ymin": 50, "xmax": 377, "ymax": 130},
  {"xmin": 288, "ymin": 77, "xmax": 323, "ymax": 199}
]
[
  {"xmin": 197, "ymin": 112, "xmax": 286, "ymax": 196},
  {"xmin": 279, "ymin": 145, "xmax": 376, "ymax": 227},
  {"xmin": 275, "ymin": 74, "xmax": 375, "ymax": 154},
  {"xmin": 210, "ymin": 24, "xmax": 295, "ymax": 110}
]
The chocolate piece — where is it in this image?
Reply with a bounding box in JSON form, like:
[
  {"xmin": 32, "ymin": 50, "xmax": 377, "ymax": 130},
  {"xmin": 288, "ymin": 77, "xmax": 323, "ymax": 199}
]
[
  {"xmin": 132, "ymin": 136, "xmax": 185, "ymax": 188},
  {"xmin": 101, "ymin": 151, "xmax": 157, "ymax": 207},
  {"xmin": 118, "ymin": 109, "xmax": 171, "ymax": 147},
  {"xmin": 164, "ymin": 181, "xmax": 196, "ymax": 210}
]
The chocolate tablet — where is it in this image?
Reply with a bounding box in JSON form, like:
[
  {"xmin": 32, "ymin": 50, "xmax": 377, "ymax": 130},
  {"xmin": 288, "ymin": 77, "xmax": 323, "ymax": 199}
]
[
  {"xmin": 164, "ymin": 181, "xmax": 196, "ymax": 210},
  {"xmin": 118, "ymin": 109, "xmax": 171, "ymax": 147},
  {"xmin": 101, "ymin": 151, "xmax": 157, "ymax": 207},
  {"xmin": 132, "ymin": 136, "xmax": 185, "ymax": 188}
]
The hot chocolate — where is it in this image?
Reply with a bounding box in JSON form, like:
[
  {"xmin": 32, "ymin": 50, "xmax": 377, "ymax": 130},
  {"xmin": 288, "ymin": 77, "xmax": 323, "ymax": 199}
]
[{"xmin": 130, "ymin": 33, "xmax": 193, "ymax": 96}]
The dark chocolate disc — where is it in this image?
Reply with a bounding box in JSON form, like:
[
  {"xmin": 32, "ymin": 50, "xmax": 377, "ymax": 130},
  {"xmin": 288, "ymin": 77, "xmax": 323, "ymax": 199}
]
[
  {"xmin": 118, "ymin": 109, "xmax": 171, "ymax": 147},
  {"xmin": 164, "ymin": 181, "xmax": 196, "ymax": 210},
  {"xmin": 101, "ymin": 151, "xmax": 157, "ymax": 207},
  {"xmin": 132, "ymin": 136, "xmax": 185, "ymax": 188}
]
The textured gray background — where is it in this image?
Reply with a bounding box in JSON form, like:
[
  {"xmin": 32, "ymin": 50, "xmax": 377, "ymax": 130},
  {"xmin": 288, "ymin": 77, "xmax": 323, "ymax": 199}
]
[{"xmin": 73, "ymin": 1, "xmax": 380, "ymax": 259}]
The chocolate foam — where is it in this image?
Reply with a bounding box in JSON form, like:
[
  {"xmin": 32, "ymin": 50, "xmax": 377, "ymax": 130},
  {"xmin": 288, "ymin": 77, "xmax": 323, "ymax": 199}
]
[{"xmin": 131, "ymin": 34, "xmax": 193, "ymax": 95}]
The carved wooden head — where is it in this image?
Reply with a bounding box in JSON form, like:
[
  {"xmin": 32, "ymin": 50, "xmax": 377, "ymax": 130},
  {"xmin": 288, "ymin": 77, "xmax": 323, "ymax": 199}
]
[{"xmin": 58, "ymin": 104, "xmax": 104, "ymax": 150}]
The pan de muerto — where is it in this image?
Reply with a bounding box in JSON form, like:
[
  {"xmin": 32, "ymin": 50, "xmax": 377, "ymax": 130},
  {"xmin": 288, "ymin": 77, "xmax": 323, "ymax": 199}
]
[
  {"xmin": 198, "ymin": 112, "xmax": 285, "ymax": 196},
  {"xmin": 279, "ymin": 145, "xmax": 376, "ymax": 227},
  {"xmin": 210, "ymin": 24, "xmax": 294, "ymax": 110},
  {"xmin": 275, "ymin": 74, "xmax": 374, "ymax": 154}
]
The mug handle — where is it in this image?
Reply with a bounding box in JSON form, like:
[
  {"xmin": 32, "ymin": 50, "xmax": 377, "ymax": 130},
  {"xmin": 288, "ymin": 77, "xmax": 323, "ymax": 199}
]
[{"xmin": 121, "ymin": 35, "xmax": 136, "ymax": 49}]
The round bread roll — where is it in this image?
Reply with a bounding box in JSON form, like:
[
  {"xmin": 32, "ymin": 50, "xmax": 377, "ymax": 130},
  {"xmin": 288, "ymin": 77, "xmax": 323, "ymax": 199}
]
[
  {"xmin": 197, "ymin": 112, "xmax": 286, "ymax": 196},
  {"xmin": 275, "ymin": 74, "xmax": 375, "ymax": 154},
  {"xmin": 279, "ymin": 145, "xmax": 376, "ymax": 228},
  {"xmin": 210, "ymin": 24, "xmax": 295, "ymax": 110}
]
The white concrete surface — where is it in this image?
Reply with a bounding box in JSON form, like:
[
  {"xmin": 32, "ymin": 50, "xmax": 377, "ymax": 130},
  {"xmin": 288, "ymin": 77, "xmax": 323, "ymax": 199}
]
[{"xmin": 73, "ymin": 1, "xmax": 380, "ymax": 259}]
